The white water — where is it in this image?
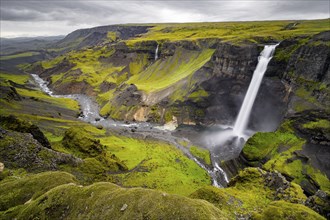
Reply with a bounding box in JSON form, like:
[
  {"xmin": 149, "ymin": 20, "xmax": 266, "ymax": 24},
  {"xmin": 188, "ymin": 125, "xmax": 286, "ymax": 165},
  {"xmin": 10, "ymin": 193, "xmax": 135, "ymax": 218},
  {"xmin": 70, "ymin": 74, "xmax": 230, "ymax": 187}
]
[
  {"xmin": 31, "ymin": 74, "xmax": 103, "ymax": 122},
  {"xmin": 233, "ymin": 44, "xmax": 278, "ymax": 137},
  {"xmin": 155, "ymin": 44, "xmax": 159, "ymax": 60}
]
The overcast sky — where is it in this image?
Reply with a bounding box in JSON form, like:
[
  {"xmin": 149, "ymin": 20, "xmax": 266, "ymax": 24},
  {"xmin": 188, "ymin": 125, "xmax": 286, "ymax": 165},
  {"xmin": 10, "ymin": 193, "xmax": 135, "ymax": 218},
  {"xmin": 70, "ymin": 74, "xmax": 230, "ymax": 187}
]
[{"xmin": 0, "ymin": 0, "xmax": 329, "ymax": 38}]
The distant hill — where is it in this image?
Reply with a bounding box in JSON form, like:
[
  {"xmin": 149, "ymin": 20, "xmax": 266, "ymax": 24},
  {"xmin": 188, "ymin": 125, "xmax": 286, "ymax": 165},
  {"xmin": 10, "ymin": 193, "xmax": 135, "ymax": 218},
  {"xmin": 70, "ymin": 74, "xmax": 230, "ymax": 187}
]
[{"xmin": 0, "ymin": 36, "xmax": 65, "ymax": 55}]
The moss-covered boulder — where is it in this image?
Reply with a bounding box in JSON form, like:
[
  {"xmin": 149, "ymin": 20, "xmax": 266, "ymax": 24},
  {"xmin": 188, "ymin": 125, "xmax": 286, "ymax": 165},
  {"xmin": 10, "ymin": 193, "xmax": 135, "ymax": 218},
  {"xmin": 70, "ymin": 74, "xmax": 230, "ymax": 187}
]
[
  {"xmin": 305, "ymin": 190, "xmax": 330, "ymax": 218},
  {"xmin": 0, "ymin": 171, "xmax": 77, "ymax": 211},
  {"xmin": 0, "ymin": 115, "xmax": 51, "ymax": 149},
  {"xmin": 251, "ymin": 200, "xmax": 325, "ymax": 220},
  {"xmin": 62, "ymin": 127, "xmax": 105, "ymax": 157},
  {"xmin": 190, "ymin": 168, "xmax": 307, "ymax": 219},
  {"xmin": 0, "ymin": 127, "xmax": 81, "ymax": 172},
  {"xmin": 2, "ymin": 181, "xmax": 227, "ymax": 220},
  {"xmin": 61, "ymin": 127, "xmax": 128, "ymax": 181},
  {"xmin": 76, "ymin": 153, "xmax": 128, "ymax": 183},
  {"xmin": 240, "ymin": 110, "xmax": 330, "ymax": 197}
]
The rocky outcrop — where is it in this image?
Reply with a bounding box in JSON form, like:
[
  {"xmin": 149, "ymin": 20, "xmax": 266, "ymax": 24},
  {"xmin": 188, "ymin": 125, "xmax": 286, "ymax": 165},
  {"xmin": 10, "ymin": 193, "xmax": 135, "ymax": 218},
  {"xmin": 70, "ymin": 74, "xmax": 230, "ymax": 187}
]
[
  {"xmin": 0, "ymin": 127, "xmax": 81, "ymax": 172},
  {"xmin": 52, "ymin": 79, "xmax": 95, "ymax": 96},
  {"xmin": 1, "ymin": 177, "xmax": 226, "ymax": 220},
  {"xmin": 113, "ymin": 84, "xmax": 142, "ymax": 107},
  {"xmin": 285, "ymin": 44, "xmax": 329, "ymax": 83},
  {"xmin": 0, "ymin": 84, "xmax": 22, "ymax": 101},
  {"xmin": 0, "ymin": 115, "xmax": 51, "ymax": 149},
  {"xmin": 62, "ymin": 127, "xmax": 128, "ymax": 171},
  {"xmin": 222, "ymin": 109, "xmax": 330, "ymax": 218},
  {"xmin": 306, "ymin": 190, "xmax": 330, "ymax": 218},
  {"xmin": 55, "ymin": 25, "xmax": 152, "ymax": 50},
  {"xmin": 39, "ymin": 58, "xmax": 75, "ymax": 79},
  {"xmin": 190, "ymin": 167, "xmax": 319, "ymax": 219}
]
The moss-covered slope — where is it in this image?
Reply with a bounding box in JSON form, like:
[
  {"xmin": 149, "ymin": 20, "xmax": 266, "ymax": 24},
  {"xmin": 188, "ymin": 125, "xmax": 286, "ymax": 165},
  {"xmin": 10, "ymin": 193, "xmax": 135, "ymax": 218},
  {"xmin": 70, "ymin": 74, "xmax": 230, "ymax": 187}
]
[
  {"xmin": 241, "ymin": 110, "xmax": 330, "ymax": 195},
  {"xmin": 0, "ymin": 169, "xmax": 325, "ymax": 220},
  {"xmin": 0, "ymin": 173, "xmax": 226, "ymax": 220}
]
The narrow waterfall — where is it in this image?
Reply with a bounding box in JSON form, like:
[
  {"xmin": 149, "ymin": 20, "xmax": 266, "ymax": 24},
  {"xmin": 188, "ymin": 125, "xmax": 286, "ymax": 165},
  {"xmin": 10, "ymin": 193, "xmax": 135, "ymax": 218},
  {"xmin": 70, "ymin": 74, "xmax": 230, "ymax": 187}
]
[
  {"xmin": 233, "ymin": 44, "xmax": 278, "ymax": 136},
  {"xmin": 155, "ymin": 44, "xmax": 159, "ymax": 60}
]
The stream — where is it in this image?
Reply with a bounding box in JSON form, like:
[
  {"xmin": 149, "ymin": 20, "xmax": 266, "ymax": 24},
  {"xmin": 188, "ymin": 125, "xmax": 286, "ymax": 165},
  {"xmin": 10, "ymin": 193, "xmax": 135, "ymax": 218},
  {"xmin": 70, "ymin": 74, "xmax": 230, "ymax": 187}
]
[{"xmin": 31, "ymin": 74, "xmax": 228, "ymax": 187}]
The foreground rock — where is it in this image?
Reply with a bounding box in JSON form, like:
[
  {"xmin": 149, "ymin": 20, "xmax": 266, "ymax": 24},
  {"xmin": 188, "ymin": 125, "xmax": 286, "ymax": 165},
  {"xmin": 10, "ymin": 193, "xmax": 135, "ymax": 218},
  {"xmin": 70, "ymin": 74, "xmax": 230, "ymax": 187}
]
[
  {"xmin": 0, "ymin": 172, "xmax": 77, "ymax": 211},
  {"xmin": 62, "ymin": 127, "xmax": 128, "ymax": 172},
  {"xmin": 222, "ymin": 110, "xmax": 330, "ymax": 218},
  {"xmin": 1, "ymin": 169, "xmax": 325, "ymax": 220},
  {"xmin": 0, "ymin": 115, "xmax": 51, "ymax": 149},
  {"xmin": 0, "ymin": 172, "xmax": 226, "ymax": 220},
  {"xmin": 190, "ymin": 167, "xmax": 315, "ymax": 219},
  {"xmin": 0, "ymin": 127, "xmax": 81, "ymax": 172}
]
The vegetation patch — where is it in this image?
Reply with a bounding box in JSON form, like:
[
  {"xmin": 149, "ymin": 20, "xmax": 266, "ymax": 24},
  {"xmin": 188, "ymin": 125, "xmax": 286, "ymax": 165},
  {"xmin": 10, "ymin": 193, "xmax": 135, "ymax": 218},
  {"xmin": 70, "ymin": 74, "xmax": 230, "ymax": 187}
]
[
  {"xmin": 1, "ymin": 181, "xmax": 226, "ymax": 220},
  {"xmin": 0, "ymin": 171, "xmax": 77, "ymax": 211},
  {"xmin": 243, "ymin": 117, "xmax": 330, "ymax": 193},
  {"xmin": 242, "ymin": 131, "xmax": 305, "ymax": 162},
  {"xmin": 0, "ymin": 72, "xmax": 30, "ymax": 84},
  {"xmin": 252, "ymin": 200, "xmax": 325, "ymax": 220},
  {"xmin": 127, "ymin": 48, "xmax": 214, "ymax": 93},
  {"xmin": 189, "ymin": 146, "xmax": 211, "ymax": 166},
  {"xmin": 125, "ymin": 19, "xmax": 330, "ymax": 45},
  {"xmin": 0, "ymin": 52, "xmax": 40, "ymax": 61},
  {"xmin": 191, "ymin": 167, "xmax": 308, "ymax": 219},
  {"xmin": 100, "ymin": 135, "xmax": 211, "ymax": 196}
]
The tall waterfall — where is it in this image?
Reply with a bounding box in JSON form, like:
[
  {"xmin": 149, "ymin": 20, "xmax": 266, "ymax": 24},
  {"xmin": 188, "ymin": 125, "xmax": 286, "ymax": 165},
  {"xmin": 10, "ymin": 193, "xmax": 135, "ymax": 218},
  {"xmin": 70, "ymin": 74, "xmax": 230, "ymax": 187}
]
[
  {"xmin": 233, "ymin": 44, "xmax": 278, "ymax": 136},
  {"xmin": 155, "ymin": 44, "xmax": 159, "ymax": 60}
]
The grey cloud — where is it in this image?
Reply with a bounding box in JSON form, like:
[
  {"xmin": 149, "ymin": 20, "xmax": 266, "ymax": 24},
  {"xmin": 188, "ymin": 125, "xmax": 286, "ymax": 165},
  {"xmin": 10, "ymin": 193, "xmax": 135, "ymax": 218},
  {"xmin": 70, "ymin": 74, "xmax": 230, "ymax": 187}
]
[
  {"xmin": 0, "ymin": 1, "xmax": 124, "ymax": 22},
  {"xmin": 0, "ymin": 0, "xmax": 329, "ymax": 37}
]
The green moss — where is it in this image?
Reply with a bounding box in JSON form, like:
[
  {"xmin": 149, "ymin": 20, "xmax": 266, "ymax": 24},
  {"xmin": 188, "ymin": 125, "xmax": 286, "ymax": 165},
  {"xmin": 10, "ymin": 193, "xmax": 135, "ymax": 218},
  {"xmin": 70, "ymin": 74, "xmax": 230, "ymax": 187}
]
[
  {"xmin": 178, "ymin": 140, "xmax": 189, "ymax": 148},
  {"xmin": 99, "ymin": 102, "xmax": 111, "ymax": 116},
  {"xmin": 107, "ymin": 31, "xmax": 118, "ymax": 41},
  {"xmin": 242, "ymin": 131, "xmax": 305, "ymax": 161},
  {"xmin": 0, "ymin": 171, "xmax": 77, "ymax": 211},
  {"xmin": 129, "ymin": 54, "xmax": 148, "ymax": 75},
  {"xmin": 41, "ymin": 56, "xmax": 65, "ymax": 69},
  {"xmin": 243, "ymin": 122, "xmax": 330, "ymax": 192},
  {"xmin": 97, "ymin": 89, "xmax": 115, "ymax": 107},
  {"xmin": 100, "ymin": 135, "xmax": 211, "ymax": 196},
  {"xmin": 105, "ymin": 104, "xmax": 138, "ymax": 121},
  {"xmin": 62, "ymin": 127, "xmax": 105, "ymax": 158},
  {"xmin": 0, "ymin": 72, "xmax": 30, "ymax": 84},
  {"xmin": 4, "ymin": 182, "xmax": 226, "ymax": 220},
  {"xmin": 127, "ymin": 48, "xmax": 215, "ymax": 93},
  {"xmin": 79, "ymin": 157, "xmax": 107, "ymax": 174},
  {"xmin": 125, "ymin": 19, "xmax": 330, "ymax": 45},
  {"xmin": 303, "ymin": 119, "xmax": 330, "ymax": 130},
  {"xmin": 16, "ymin": 88, "xmax": 79, "ymax": 111},
  {"xmin": 191, "ymin": 168, "xmax": 307, "ymax": 218},
  {"xmin": 292, "ymin": 77, "xmax": 329, "ymax": 112},
  {"xmin": 76, "ymin": 154, "xmax": 128, "ymax": 181},
  {"xmin": 0, "ymin": 52, "xmax": 40, "ymax": 61},
  {"xmin": 252, "ymin": 200, "xmax": 325, "ymax": 220},
  {"xmin": 43, "ymin": 47, "xmax": 124, "ymax": 91},
  {"xmin": 190, "ymin": 186, "xmax": 243, "ymax": 218},
  {"xmin": 188, "ymin": 89, "xmax": 209, "ymax": 102},
  {"xmin": 190, "ymin": 146, "xmax": 211, "ymax": 166},
  {"xmin": 274, "ymin": 38, "xmax": 310, "ymax": 62}
]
